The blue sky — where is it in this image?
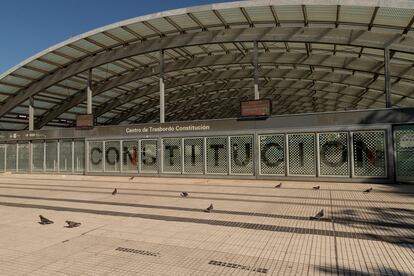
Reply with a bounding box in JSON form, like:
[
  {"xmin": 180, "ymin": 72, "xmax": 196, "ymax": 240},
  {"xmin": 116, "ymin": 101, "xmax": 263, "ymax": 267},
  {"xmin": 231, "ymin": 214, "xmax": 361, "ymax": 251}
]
[{"xmin": 0, "ymin": 0, "xmax": 233, "ymax": 74}]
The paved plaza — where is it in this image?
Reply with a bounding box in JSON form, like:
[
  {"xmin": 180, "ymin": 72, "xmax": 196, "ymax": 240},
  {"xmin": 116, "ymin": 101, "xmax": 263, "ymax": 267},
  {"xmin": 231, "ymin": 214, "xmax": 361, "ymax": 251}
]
[{"xmin": 0, "ymin": 174, "xmax": 412, "ymax": 275}]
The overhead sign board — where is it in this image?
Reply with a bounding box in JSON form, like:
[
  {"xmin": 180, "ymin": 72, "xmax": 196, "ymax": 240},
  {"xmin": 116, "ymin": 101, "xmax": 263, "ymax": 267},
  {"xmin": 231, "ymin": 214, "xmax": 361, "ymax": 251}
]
[
  {"xmin": 240, "ymin": 99, "xmax": 272, "ymax": 118},
  {"xmin": 76, "ymin": 114, "xmax": 94, "ymax": 128}
]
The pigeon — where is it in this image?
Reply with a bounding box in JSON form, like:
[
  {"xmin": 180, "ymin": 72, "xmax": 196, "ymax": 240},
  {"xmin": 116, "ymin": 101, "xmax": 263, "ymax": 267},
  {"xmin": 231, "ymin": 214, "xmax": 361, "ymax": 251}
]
[
  {"xmin": 275, "ymin": 183, "xmax": 282, "ymax": 188},
  {"xmin": 181, "ymin": 192, "xmax": 189, "ymax": 197},
  {"xmin": 129, "ymin": 176, "xmax": 135, "ymax": 180},
  {"xmin": 363, "ymin": 187, "xmax": 373, "ymax": 193},
  {"xmin": 39, "ymin": 215, "xmax": 54, "ymax": 225},
  {"xmin": 112, "ymin": 188, "xmax": 117, "ymax": 195},
  {"xmin": 65, "ymin": 221, "xmax": 81, "ymax": 228},
  {"xmin": 313, "ymin": 186, "xmax": 320, "ymax": 190},
  {"xmin": 310, "ymin": 209, "xmax": 324, "ymax": 220},
  {"xmin": 204, "ymin": 204, "xmax": 214, "ymax": 213}
]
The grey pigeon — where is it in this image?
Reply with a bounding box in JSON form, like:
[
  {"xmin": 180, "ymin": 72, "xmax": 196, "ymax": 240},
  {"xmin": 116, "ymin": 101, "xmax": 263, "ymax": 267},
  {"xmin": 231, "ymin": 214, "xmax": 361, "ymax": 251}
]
[
  {"xmin": 310, "ymin": 209, "xmax": 324, "ymax": 220},
  {"xmin": 313, "ymin": 186, "xmax": 320, "ymax": 190},
  {"xmin": 275, "ymin": 183, "xmax": 282, "ymax": 188},
  {"xmin": 363, "ymin": 187, "xmax": 373, "ymax": 193},
  {"xmin": 39, "ymin": 215, "xmax": 53, "ymax": 225},
  {"xmin": 204, "ymin": 204, "xmax": 214, "ymax": 213},
  {"xmin": 112, "ymin": 188, "xmax": 117, "ymax": 195},
  {"xmin": 129, "ymin": 176, "xmax": 135, "ymax": 180},
  {"xmin": 65, "ymin": 221, "xmax": 81, "ymax": 228},
  {"xmin": 181, "ymin": 192, "xmax": 189, "ymax": 197}
]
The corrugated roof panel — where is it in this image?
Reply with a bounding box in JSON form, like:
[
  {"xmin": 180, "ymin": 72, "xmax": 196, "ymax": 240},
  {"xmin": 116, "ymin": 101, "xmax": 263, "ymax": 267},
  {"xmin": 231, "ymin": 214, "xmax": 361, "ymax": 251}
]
[
  {"xmin": 26, "ymin": 60, "xmax": 58, "ymax": 72},
  {"xmin": 340, "ymin": 6, "xmax": 376, "ymax": 24},
  {"xmin": 244, "ymin": 6, "xmax": 273, "ymax": 23},
  {"xmin": 273, "ymin": 5, "xmax": 303, "ymax": 22},
  {"xmin": 127, "ymin": 22, "xmax": 157, "ymax": 37},
  {"xmin": 374, "ymin": 7, "xmax": 413, "ymax": 27},
  {"xmin": 105, "ymin": 27, "xmax": 137, "ymax": 42},
  {"xmin": 12, "ymin": 67, "xmax": 44, "ymax": 79},
  {"xmin": 88, "ymin": 33, "xmax": 119, "ymax": 47},
  {"xmin": 168, "ymin": 14, "xmax": 199, "ymax": 29},
  {"xmin": 191, "ymin": 10, "xmax": 222, "ymax": 26},
  {"xmin": 56, "ymin": 46, "xmax": 85, "ymax": 59},
  {"xmin": 41, "ymin": 52, "xmax": 72, "ymax": 65},
  {"xmin": 146, "ymin": 17, "xmax": 177, "ymax": 33},
  {"xmin": 306, "ymin": 5, "xmax": 337, "ymax": 22},
  {"xmin": 0, "ymin": 84, "xmax": 19, "ymax": 94},
  {"xmin": 1, "ymin": 75, "xmax": 31, "ymax": 87},
  {"xmin": 216, "ymin": 8, "xmax": 245, "ymax": 24},
  {"xmin": 70, "ymin": 39, "xmax": 102, "ymax": 53}
]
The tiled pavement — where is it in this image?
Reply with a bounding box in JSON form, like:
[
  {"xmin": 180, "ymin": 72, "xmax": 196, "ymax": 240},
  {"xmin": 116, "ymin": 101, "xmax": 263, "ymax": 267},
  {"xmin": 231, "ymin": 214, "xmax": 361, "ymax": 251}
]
[{"xmin": 0, "ymin": 174, "xmax": 412, "ymax": 275}]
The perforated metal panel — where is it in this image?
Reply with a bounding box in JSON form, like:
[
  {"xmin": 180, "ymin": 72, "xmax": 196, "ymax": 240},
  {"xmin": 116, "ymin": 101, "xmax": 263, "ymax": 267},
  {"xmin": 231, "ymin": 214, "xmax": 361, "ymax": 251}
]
[
  {"xmin": 59, "ymin": 140, "xmax": 72, "ymax": 172},
  {"xmin": 395, "ymin": 127, "xmax": 414, "ymax": 180},
  {"xmin": 89, "ymin": 141, "xmax": 103, "ymax": 172},
  {"xmin": 140, "ymin": 139, "xmax": 158, "ymax": 173},
  {"xmin": 162, "ymin": 138, "xmax": 182, "ymax": 173},
  {"xmin": 45, "ymin": 141, "xmax": 58, "ymax": 172},
  {"xmin": 259, "ymin": 134, "xmax": 285, "ymax": 175},
  {"xmin": 184, "ymin": 138, "xmax": 204, "ymax": 174},
  {"xmin": 318, "ymin": 132, "xmax": 349, "ymax": 177},
  {"xmin": 6, "ymin": 144, "xmax": 17, "ymax": 172},
  {"xmin": 105, "ymin": 141, "xmax": 121, "ymax": 172},
  {"xmin": 206, "ymin": 136, "xmax": 228, "ymax": 174},
  {"xmin": 74, "ymin": 140, "xmax": 84, "ymax": 172},
  {"xmin": 230, "ymin": 136, "xmax": 253, "ymax": 175},
  {"xmin": 352, "ymin": 131, "xmax": 387, "ymax": 177},
  {"xmin": 0, "ymin": 145, "xmax": 5, "ymax": 172},
  {"xmin": 287, "ymin": 133, "xmax": 316, "ymax": 176},
  {"xmin": 32, "ymin": 142, "xmax": 44, "ymax": 172},
  {"xmin": 122, "ymin": 140, "xmax": 138, "ymax": 173},
  {"xmin": 17, "ymin": 143, "xmax": 29, "ymax": 172}
]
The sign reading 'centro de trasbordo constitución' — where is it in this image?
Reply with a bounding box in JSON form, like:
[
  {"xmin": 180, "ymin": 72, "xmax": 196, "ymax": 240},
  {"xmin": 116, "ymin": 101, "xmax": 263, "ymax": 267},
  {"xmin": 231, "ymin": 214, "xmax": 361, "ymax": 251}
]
[{"xmin": 125, "ymin": 124, "xmax": 210, "ymax": 134}]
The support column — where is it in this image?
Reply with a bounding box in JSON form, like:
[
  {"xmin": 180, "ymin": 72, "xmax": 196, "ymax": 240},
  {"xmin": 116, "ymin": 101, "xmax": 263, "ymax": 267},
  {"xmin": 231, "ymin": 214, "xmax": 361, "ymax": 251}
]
[
  {"xmin": 29, "ymin": 96, "xmax": 34, "ymax": 131},
  {"xmin": 253, "ymin": 41, "xmax": 259, "ymax": 100},
  {"xmin": 384, "ymin": 48, "xmax": 392, "ymax": 108},
  {"xmin": 159, "ymin": 49, "xmax": 165, "ymax": 123},
  {"xmin": 87, "ymin": 68, "xmax": 93, "ymax": 114}
]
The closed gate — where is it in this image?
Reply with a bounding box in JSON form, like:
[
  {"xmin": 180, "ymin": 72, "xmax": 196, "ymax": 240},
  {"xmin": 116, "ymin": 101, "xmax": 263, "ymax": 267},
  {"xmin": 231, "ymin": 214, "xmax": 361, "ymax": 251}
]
[{"xmin": 394, "ymin": 125, "xmax": 414, "ymax": 183}]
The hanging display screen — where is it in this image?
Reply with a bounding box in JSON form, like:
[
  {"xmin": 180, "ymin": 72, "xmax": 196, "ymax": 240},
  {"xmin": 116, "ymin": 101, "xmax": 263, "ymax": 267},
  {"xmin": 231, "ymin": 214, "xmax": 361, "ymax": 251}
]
[
  {"xmin": 76, "ymin": 114, "xmax": 94, "ymax": 127},
  {"xmin": 240, "ymin": 99, "xmax": 271, "ymax": 118}
]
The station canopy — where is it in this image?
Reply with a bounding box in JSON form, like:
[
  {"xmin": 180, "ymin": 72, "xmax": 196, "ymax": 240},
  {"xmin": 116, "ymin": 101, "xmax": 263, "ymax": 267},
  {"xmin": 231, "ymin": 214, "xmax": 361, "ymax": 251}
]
[{"xmin": 0, "ymin": 0, "xmax": 414, "ymax": 130}]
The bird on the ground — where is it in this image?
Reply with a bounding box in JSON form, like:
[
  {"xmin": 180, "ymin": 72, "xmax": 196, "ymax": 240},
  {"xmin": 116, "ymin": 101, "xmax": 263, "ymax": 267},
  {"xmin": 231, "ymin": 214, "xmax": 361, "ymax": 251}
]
[
  {"xmin": 204, "ymin": 204, "xmax": 214, "ymax": 213},
  {"xmin": 181, "ymin": 192, "xmax": 189, "ymax": 197},
  {"xmin": 65, "ymin": 221, "xmax": 81, "ymax": 228},
  {"xmin": 39, "ymin": 215, "xmax": 54, "ymax": 225},
  {"xmin": 313, "ymin": 185, "xmax": 320, "ymax": 190},
  {"xmin": 112, "ymin": 188, "xmax": 117, "ymax": 195},
  {"xmin": 363, "ymin": 187, "xmax": 373, "ymax": 193},
  {"xmin": 275, "ymin": 183, "xmax": 282, "ymax": 188},
  {"xmin": 310, "ymin": 209, "xmax": 324, "ymax": 220},
  {"xmin": 129, "ymin": 176, "xmax": 135, "ymax": 180}
]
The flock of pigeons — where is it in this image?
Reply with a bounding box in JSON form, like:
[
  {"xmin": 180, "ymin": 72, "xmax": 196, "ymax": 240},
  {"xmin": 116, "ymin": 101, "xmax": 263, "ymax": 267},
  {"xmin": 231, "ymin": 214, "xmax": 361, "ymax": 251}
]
[{"xmin": 39, "ymin": 182, "xmax": 374, "ymax": 226}]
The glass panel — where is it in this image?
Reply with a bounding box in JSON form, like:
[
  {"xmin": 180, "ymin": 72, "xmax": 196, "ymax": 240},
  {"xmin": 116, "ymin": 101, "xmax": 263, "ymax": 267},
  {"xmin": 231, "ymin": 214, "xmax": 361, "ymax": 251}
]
[
  {"xmin": 45, "ymin": 141, "xmax": 58, "ymax": 171},
  {"xmin": 395, "ymin": 127, "xmax": 414, "ymax": 180},
  {"xmin": 0, "ymin": 145, "xmax": 5, "ymax": 172},
  {"xmin": 206, "ymin": 137, "xmax": 228, "ymax": 174},
  {"xmin": 105, "ymin": 141, "xmax": 121, "ymax": 172},
  {"xmin": 288, "ymin": 133, "xmax": 316, "ymax": 176},
  {"xmin": 140, "ymin": 139, "xmax": 158, "ymax": 173},
  {"xmin": 6, "ymin": 144, "xmax": 17, "ymax": 172},
  {"xmin": 74, "ymin": 141, "xmax": 84, "ymax": 172},
  {"xmin": 59, "ymin": 140, "xmax": 72, "ymax": 172},
  {"xmin": 259, "ymin": 134, "xmax": 285, "ymax": 175},
  {"xmin": 319, "ymin": 132, "xmax": 349, "ymax": 177},
  {"xmin": 17, "ymin": 143, "xmax": 29, "ymax": 172},
  {"xmin": 122, "ymin": 140, "xmax": 138, "ymax": 173},
  {"xmin": 230, "ymin": 136, "xmax": 254, "ymax": 175},
  {"xmin": 162, "ymin": 138, "xmax": 182, "ymax": 173},
  {"xmin": 89, "ymin": 141, "xmax": 103, "ymax": 172},
  {"xmin": 184, "ymin": 138, "xmax": 204, "ymax": 174},
  {"xmin": 32, "ymin": 142, "xmax": 44, "ymax": 172},
  {"xmin": 352, "ymin": 131, "xmax": 387, "ymax": 177}
]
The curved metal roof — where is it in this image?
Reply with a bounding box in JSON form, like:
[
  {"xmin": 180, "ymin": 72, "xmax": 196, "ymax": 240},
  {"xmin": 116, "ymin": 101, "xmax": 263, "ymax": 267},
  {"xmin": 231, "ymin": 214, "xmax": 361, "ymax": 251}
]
[{"xmin": 0, "ymin": 0, "xmax": 413, "ymax": 130}]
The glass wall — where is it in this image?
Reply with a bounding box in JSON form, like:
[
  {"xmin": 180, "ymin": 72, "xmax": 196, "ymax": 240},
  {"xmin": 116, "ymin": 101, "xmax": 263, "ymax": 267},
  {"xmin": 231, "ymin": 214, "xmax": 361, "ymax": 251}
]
[
  {"xmin": 59, "ymin": 140, "xmax": 72, "ymax": 172},
  {"xmin": 17, "ymin": 143, "xmax": 29, "ymax": 172},
  {"xmin": 6, "ymin": 144, "xmax": 17, "ymax": 172},
  {"xmin": 45, "ymin": 141, "xmax": 58, "ymax": 172},
  {"xmin": 74, "ymin": 140, "xmax": 85, "ymax": 172}
]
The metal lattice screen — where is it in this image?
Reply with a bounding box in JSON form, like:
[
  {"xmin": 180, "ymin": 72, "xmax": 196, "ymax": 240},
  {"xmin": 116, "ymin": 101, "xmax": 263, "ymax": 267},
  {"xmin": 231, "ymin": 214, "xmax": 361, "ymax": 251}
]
[
  {"xmin": 122, "ymin": 140, "xmax": 138, "ymax": 173},
  {"xmin": 230, "ymin": 136, "xmax": 254, "ymax": 175},
  {"xmin": 6, "ymin": 144, "xmax": 17, "ymax": 172},
  {"xmin": 259, "ymin": 134, "xmax": 285, "ymax": 175},
  {"xmin": 59, "ymin": 140, "xmax": 72, "ymax": 172},
  {"xmin": 395, "ymin": 127, "xmax": 414, "ymax": 179},
  {"xmin": 288, "ymin": 133, "xmax": 316, "ymax": 176},
  {"xmin": 32, "ymin": 142, "xmax": 44, "ymax": 171},
  {"xmin": 140, "ymin": 139, "xmax": 158, "ymax": 173},
  {"xmin": 352, "ymin": 131, "xmax": 387, "ymax": 177},
  {"xmin": 74, "ymin": 141, "xmax": 84, "ymax": 172},
  {"xmin": 0, "ymin": 145, "xmax": 4, "ymax": 171},
  {"xmin": 45, "ymin": 141, "xmax": 58, "ymax": 172},
  {"xmin": 162, "ymin": 138, "xmax": 182, "ymax": 173},
  {"xmin": 184, "ymin": 138, "xmax": 204, "ymax": 174},
  {"xmin": 206, "ymin": 137, "xmax": 228, "ymax": 174},
  {"xmin": 318, "ymin": 132, "xmax": 349, "ymax": 177},
  {"xmin": 105, "ymin": 141, "xmax": 121, "ymax": 172},
  {"xmin": 17, "ymin": 143, "xmax": 29, "ymax": 172},
  {"xmin": 89, "ymin": 141, "xmax": 103, "ymax": 172}
]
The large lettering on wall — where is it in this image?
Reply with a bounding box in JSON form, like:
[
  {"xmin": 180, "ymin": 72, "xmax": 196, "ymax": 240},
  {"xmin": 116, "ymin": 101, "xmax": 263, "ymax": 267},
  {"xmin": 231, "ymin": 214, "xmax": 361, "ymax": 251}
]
[{"xmin": 230, "ymin": 136, "xmax": 253, "ymax": 175}]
